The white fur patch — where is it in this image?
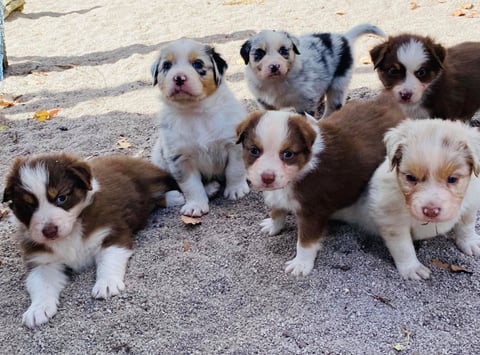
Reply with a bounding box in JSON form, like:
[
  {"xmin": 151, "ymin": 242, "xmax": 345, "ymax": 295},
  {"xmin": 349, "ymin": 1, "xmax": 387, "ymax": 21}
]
[
  {"xmin": 397, "ymin": 39, "xmax": 428, "ymax": 72},
  {"xmin": 284, "ymin": 240, "xmax": 321, "ymax": 276}
]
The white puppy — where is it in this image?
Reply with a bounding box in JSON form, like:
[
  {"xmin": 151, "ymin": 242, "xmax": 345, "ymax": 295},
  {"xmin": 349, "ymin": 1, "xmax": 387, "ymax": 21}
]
[
  {"xmin": 334, "ymin": 119, "xmax": 480, "ymax": 280},
  {"xmin": 151, "ymin": 38, "xmax": 250, "ymax": 216},
  {"xmin": 240, "ymin": 24, "xmax": 384, "ymax": 118}
]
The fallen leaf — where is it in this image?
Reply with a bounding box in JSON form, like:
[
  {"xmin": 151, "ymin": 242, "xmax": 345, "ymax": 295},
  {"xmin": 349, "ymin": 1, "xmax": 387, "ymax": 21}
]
[
  {"xmin": 461, "ymin": 3, "xmax": 474, "ymax": 9},
  {"xmin": 0, "ymin": 99, "xmax": 16, "ymax": 107},
  {"xmin": 116, "ymin": 136, "xmax": 132, "ymax": 149},
  {"xmin": 451, "ymin": 9, "xmax": 466, "ymax": 16},
  {"xmin": 180, "ymin": 215, "xmax": 202, "ymax": 225},
  {"xmin": 431, "ymin": 258, "xmax": 473, "ymax": 273},
  {"xmin": 182, "ymin": 241, "xmax": 191, "ymax": 252},
  {"xmin": 410, "ymin": 2, "xmax": 418, "ymax": 10},
  {"xmin": 48, "ymin": 109, "xmax": 61, "ymax": 118},
  {"xmin": 360, "ymin": 56, "xmax": 372, "ymax": 65},
  {"xmin": 33, "ymin": 110, "xmax": 51, "ymax": 121},
  {"xmin": 335, "ymin": 10, "xmax": 346, "ymax": 15},
  {"xmin": 393, "ymin": 343, "xmax": 405, "ymax": 352},
  {"xmin": 0, "ymin": 125, "xmax": 8, "ymax": 131},
  {"xmin": 0, "ymin": 208, "xmax": 9, "ymax": 221}
]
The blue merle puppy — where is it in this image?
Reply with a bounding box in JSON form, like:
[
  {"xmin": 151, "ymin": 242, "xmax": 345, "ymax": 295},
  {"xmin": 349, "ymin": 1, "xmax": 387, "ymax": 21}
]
[{"xmin": 240, "ymin": 24, "xmax": 384, "ymax": 118}]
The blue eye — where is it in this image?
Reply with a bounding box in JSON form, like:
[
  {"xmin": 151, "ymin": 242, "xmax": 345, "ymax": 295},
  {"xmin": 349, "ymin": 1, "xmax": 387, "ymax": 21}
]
[
  {"xmin": 447, "ymin": 176, "xmax": 458, "ymax": 184},
  {"xmin": 162, "ymin": 61, "xmax": 172, "ymax": 71},
  {"xmin": 249, "ymin": 146, "xmax": 260, "ymax": 157},
  {"xmin": 406, "ymin": 174, "xmax": 417, "ymax": 183},
  {"xmin": 282, "ymin": 150, "xmax": 294, "ymax": 160},
  {"xmin": 192, "ymin": 60, "xmax": 204, "ymax": 70},
  {"xmin": 56, "ymin": 195, "xmax": 68, "ymax": 206}
]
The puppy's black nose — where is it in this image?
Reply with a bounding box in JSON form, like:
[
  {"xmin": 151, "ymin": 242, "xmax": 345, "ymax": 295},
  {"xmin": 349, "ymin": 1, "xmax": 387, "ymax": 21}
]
[
  {"xmin": 173, "ymin": 75, "xmax": 187, "ymax": 87},
  {"xmin": 269, "ymin": 64, "xmax": 280, "ymax": 73},
  {"xmin": 399, "ymin": 91, "xmax": 412, "ymax": 102},
  {"xmin": 42, "ymin": 223, "xmax": 58, "ymax": 239}
]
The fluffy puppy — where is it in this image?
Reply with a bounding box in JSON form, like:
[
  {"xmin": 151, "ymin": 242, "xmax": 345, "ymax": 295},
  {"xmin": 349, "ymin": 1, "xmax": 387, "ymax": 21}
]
[
  {"xmin": 240, "ymin": 24, "xmax": 384, "ymax": 118},
  {"xmin": 236, "ymin": 95, "xmax": 405, "ymax": 276},
  {"xmin": 370, "ymin": 34, "xmax": 480, "ymax": 121},
  {"xmin": 334, "ymin": 119, "xmax": 480, "ymax": 280},
  {"xmin": 151, "ymin": 38, "xmax": 249, "ymax": 217},
  {"xmin": 2, "ymin": 153, "xmax": 179, "ymax": 328}
]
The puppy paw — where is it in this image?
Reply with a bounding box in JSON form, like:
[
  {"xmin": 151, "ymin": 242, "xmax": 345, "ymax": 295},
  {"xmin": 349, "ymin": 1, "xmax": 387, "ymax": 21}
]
[
  {"xmin": 224, "ymin": 181, "xmax": 250, "ymax": 200},
  {"xmin": 23, "ymin": 301, "xmax": 58, "ymax": 328},
  {"xmin": 205, "ymin": 181, "xmax": 221, "ymax": 198},
  {"xmin": 92, "ymin": 278, "xmax": 125, "ymax": 299},
  {"xmin": 260, "ymin": 218, "xmax": 283, "ymax": 236},
  {"xmin": 456, "ymin": 234, "xmax": 480, "ymax": 257},
  {"xmin": 181, "ymin": 201, "xmax": 209, "ymax": 217},
  {"xmin": 397, "ymin": 261, "xmax": 431, "ymax": 280},
  {"xmin": 285, "ymin": 256, "xmax": 314, "ymax": 277},
  {"xmin": 165, "ymin": 191, "xmax": 185, "ymax": 207}
]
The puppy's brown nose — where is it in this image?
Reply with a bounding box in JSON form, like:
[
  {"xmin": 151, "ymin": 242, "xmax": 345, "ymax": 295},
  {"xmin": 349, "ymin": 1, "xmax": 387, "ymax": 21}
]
[
  {"xmin": 173, "ymin": 74, "xmax": 187, "ymax": 87},
  {"xmin": 42, "ymin": 223, "xmax": 58, "ymax": 239},
  {"xmin": 422, "ymin": 206, "xmax": 440, "ymax": 218},
  {"xmin": 399, "ymin": 91, "xmax": 412, "ymax": 102},
  {"xmin": 261, "ymin": 172, "xmax": 276, "ymax": 185},
  {"xmin": 269, "ymin": 64, "xmax": 280, "ymax": 73}
]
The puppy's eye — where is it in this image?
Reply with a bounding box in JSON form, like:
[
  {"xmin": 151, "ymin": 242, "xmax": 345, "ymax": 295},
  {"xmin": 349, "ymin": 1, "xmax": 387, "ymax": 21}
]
[
  {"xmin": 192, "ymin": 59, "xmax": 204, "ymax": 70},
  {"xmin": 55, "ymin": 194, "xmax": 68, "ymax": 206},
  {"xmin": 281, "ymin": 150, "xmax": 294, "ymax": 160},
  {"xmin": 406, "ymin": 174, "xmax": 417, "ymax": 183},
  {"xmin": 415, "ymin": 67, "xmax": 426, "ymax": 78},
  {"xmin": 249, "ymin": 146, "xmax": 261, "ymax": 157},
  {"xmin": 447, "ymin": 176, "xmax": 458, "ymax": 184},
  {"xmin": 162, "ymin": 61, "xmax": 172, "ymax": 72},
  {"xmin": 387, "ymin": 67, "xmax": 400, "ymax": 76},
  {"xmin": 278, "ymin": 46, "xmax": 289, "ymax": 58},
  {"xmin": 254, "ymin": 49, "xmax": 266, "ymax": 62}
]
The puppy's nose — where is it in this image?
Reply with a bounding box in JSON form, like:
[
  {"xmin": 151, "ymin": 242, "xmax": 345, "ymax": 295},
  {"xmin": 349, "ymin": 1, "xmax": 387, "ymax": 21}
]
[
  {"xmin": 422, "ymin": 206, "xmax": 441, "ymax": 219},
  {"xmin": 269, "ymin": 64, "xmax": 280, "ymax": 73},
  {"xmin": 173, "ymin": 74, "xmax": 187, "ymax": 87},
  {"xmin": 261, "ymin": 172, "xmax": 276, "ymax": 185},
  {"xmin": 399, "ymin": 91, "xmax": 412, "ymax": 102},
  {"xmin": 42, "ymin": 223, "xmax": 58, "ymax": 239}
]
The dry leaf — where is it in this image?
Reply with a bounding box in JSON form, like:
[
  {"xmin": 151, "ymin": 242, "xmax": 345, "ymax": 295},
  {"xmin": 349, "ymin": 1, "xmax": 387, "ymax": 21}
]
[
  {"xmin": 182, "ymin": 241, "xmax": 191, "ymax": 252},
  {"xmin": 431, "ymin": 258, "xmax": 473, "ymax": 273},
  {"xmin": 116, "ymin": 136, "xmax": 132, "ymax": 149},
  {"xmin": 0, "ymin": 208, "xmax": 9, "ymax": 221},
  {"xmin": 451, "ymin": 9, "xmax": 466, "ymax": 16},
  {"xmin": 410, "ymin": 2, "xmax": 418, "ymax": 10},
  {"xmin": 0, "ymin": 125, "xmax": 8, "ymax": 131},
  {"xmin": 33, "ymin": 110, "xmax": 51, "ymax": 121},
  {"xmin": 461, "ymin": 3, "xmax": 473, "ymax": 9},
  {"xmin": 335, "ymin": 10, "xmax": 346, "ymax": 15},
  {"xmin": 180, "ymin": 215, "xmax": 202, "ymax": 225},
  {"xmin": 48, "ymin": 109, "xmax": 61, "ymax": 118},
  {"xmin": 360, "ymin": 56, "xmax": 372, "ymax": 65},
  {"xmin": 0, "ymin": 99, "xmax": 16, "ymax": 107},
  {"xmin": 393, "ymin": 343, "xmax": 405, "ymax": 352}
]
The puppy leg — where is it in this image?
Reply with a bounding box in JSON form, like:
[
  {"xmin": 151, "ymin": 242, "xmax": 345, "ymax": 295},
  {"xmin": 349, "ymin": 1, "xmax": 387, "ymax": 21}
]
[
  {"xmin": 23, "ymin": 263, "xmax": 69, "ymax": 328},
  {"xmin": 179, "ymin": 170, "xmax": 210, "ymax": 216},
  {"xmin": 284, "ymin": 215, "xmax": 324, "ymax": 277},
  {"xmin": 92, "ymin": 245, "xmax": 133, "ymax": 299},
  {"xmin": 322, "ymin": 76, "xmax": 351, "ymax": 118},
  {"xmin": 381, "ymin": 227, "xmax": 431, "ymax": 280},
  {"xmin": 224, "ymin": 144, "xmax": 250, "ymax": 200},
  {"xmin": 453, "ymin": 209, "xmax": 480, "ymax": 256},
  {"xmin": 260, "ymin": 208, "xmax": 287, "ymax": 236}
]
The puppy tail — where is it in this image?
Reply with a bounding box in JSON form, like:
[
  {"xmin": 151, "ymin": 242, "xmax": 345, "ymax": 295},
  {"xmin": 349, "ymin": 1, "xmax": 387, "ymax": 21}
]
[{"xmin": 344, "ymin": 24, "xmax": 385, "ymax": 43}]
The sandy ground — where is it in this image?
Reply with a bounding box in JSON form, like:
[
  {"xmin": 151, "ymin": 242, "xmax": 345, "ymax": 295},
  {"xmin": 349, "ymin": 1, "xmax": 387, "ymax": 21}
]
[{"xmin": 1, "ymin": 1, "xmax": 480, "ymax": 354}]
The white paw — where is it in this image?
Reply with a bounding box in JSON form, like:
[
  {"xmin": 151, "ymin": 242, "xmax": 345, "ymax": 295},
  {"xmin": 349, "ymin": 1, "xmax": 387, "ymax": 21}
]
[
  {"xmin": 260, "ymin": 218, "xmax": 283, "ymax": 236},
  {"xmin": 224, "ymin": 181, "xmax": 250, "ymax": 200},
  {"xmin": 92, "ymin": 278, "xmax": 125, "ymax": 299},
  {"xmin": 165, "ymin": 190, "xmax": 185, "ymax": 207},
  {"xmin": 181, "ymin": 200, "xmax": 209, "ymax": 217},
  {"xmin": 397, "ymin": 261, "xmax": 431, "ymax": 280},
  {"xmin": 23, "ymin": 301, "xmax": 58, "ymax": 328},
  {"xmin": 285, "ymin": 256, "xmax": 315, "ymax": 277},
  {"xmin": 205, "ymin": 181, "xmax": 221, "ymax": 198},
  {"xmin": 456, "ymin": 234, "xmax": 480, "ymax": 256}
]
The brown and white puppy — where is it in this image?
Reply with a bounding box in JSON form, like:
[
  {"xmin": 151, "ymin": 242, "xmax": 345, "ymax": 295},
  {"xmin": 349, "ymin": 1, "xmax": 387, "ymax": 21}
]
[
  {"xmin": 370, "ymin": 34, "xmax": 480, "ymax": 121},
  {"xmin": 236, "ymin": 95, "xmax": 405, "ymax": 276},
  {"xmin": 240, "ymin": 24, "xmax": 384, "ymax": 118},
  {"xmin": 2, "ymin": 153, "xmax": 180, "ymax": 328},
  {"xmin": 334, "ymin": 119, "xmax": 480, "ymax": 280},
  {"xmin": 151, "ymin": 38, "xmax": 249, "ymax": 217}
]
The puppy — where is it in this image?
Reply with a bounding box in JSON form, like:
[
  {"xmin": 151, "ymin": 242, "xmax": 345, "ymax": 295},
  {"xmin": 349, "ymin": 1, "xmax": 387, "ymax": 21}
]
[
  {"xmin": 240, "ymin": 24, "xmax": 384, "ymax": 118},
  {"xmin": 334, "ymin": 119, "xmax": 480, "ymax": 280},
  {"xmin": 236, "ymin": 95, "xmax": 405, "ymax": 276},
  {"xmin": 2, "ymin": 153, "xmax": 179, "ymax": 328},
  {"xmin": 370, "ymin": 34, "xmax": 480, "ymax": 121},
  {"xmin": 151, "ymin": 38, "xmax": 249, "ymax": 217}
]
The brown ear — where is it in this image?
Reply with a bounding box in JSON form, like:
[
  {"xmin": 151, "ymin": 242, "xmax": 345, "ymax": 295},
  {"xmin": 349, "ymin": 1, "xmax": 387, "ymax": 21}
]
[
  {"xmin": 2, "ymin": 156, "xmax": 28, "ymax": 203},
  {"xmin": 384, "ymin": 120, "xmax": 411, "ymax": 171},
  {"xmin": 68, "ymin": 161, "xmax": 93, "ymax": 191},
  {"xmin": 289, "ymin": 114, "xmax": 317, "ymax": 149},
  {"xmin": 431, "ymin": 42, "xmax": 446, "ymax": 68},
  {"xmin": 370, "ymin": 41, "xmax": 389, "ymax": 70},
  {"xmin": 236, "ymin": 111, "xmax": 264, "ymax": 144}
]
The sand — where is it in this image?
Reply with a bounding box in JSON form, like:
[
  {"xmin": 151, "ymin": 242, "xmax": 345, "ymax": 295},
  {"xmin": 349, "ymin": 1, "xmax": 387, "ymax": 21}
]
[{"xmin": 1, "ymin": 1, "xmax": 480, "ymax": 354}]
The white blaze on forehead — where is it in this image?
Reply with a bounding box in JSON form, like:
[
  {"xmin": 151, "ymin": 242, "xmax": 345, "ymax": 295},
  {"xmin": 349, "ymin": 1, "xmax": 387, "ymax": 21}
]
[
  {"xmin": 397, "ymin": 39, "xmax": 428, "ymax": 72},
  {"xmin": 256, "ymin": 111, "xmax": 290, "ymax": 153},
  {"xmin": 19, "ymin": 164, "xmax": 49, "ymax": 198}
]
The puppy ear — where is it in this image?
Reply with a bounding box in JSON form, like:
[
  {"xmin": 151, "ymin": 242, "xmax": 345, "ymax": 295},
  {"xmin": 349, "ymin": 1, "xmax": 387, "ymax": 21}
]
[
  {"xmin": 384, "ymin": 120, "xmax": 410, "ymax": 170},
  {"xmin": 151, "ymin": 58, "xmax": 160, "ymax": 86},
  {"xmin": 430, "ymin": 41, "xmax": 446, "ymax": 68},
  {"xmin": 465, "ymin": 127, "xmax": 480, "ymax": 176},
  {"xmin": 240, "ymin": 40, "xmax": 251, "ymax": 65},
  {"xmin": 289, "ymin": 114, "xmax": 317, "ymax": 149},
  {"xmin": 206, "ymin": 46, "xmax": 228, "ymax": 86},
  {"xmin": 2, "ymin": 156, "xmax": 27, "ymax": 203},
  {"xmin": 286, "ymin": 34, "xmax": 300, "ymax": 55},
  {"xmin": 68, "ymin": 162, "xmax": 93, "ymax": 191},
  {"xmin": 236, "ymin": 111, "xmax": 264, "ymax": 144},
  {"xmin": 370, "ymin": 41, "xmax": 389, "ymax": 70}
]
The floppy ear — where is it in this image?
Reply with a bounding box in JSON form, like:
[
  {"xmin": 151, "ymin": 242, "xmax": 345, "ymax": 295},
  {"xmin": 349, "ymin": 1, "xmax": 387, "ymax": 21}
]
[
  {"xmin": 286, "ymin": 33, "xmax": 300, "ymax": 55},
  {"xmin": 465, "ymin": 126, "xmax": 480, "ymax": 176},
  {"xmin": 236, "ymin": 111, "xmax": 264, "ymax": 144},
  {"xmin": 68, "ymin": 161, "xmax": 93, "ymax": 191},
  {"xmin": 151, "ymin": 58, "xmax": 160, "ymax": 86},
  {"xmin": 429, "ymin": 40, "xmax": 447, "ymax": 69},
  {"xmin": 290, "ymin": 114, "xmax": 317, "ymax": 149},
  {"xmin": 370, "ymin": 41, "xmax": 389, "ymax": 70},
  {"xmin": 206, "ymin": 46, "xmax": 228, "ymax": 86},
  {"xmin": 2, "ymin": 157, "xmax": 28, "ymax": 203},
  {"xmin": 240, "ymin": 39, "xmax": 252, "ymax": 65},
  {"xmin": 383, "ymin": 120, "xmax": 411, "ymax": 171}
]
